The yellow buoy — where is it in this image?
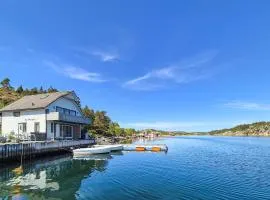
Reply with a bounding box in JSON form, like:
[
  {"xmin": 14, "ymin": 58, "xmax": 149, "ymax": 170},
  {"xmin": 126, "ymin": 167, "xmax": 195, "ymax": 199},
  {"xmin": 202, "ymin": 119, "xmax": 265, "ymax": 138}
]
[
  {"xmin": 136, "ymin": 147, "xmax": 145, "ymax": 151},
  {"xmin": 152, "ymin": 147, "xmax": 161, "ymax": 152}
]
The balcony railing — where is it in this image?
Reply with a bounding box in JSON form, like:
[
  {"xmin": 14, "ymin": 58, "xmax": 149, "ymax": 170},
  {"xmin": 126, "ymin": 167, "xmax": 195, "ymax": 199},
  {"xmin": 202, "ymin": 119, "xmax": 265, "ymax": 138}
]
[{"xmin": 47, "ymin": 112, "xmax": 91, "ymax": 124}]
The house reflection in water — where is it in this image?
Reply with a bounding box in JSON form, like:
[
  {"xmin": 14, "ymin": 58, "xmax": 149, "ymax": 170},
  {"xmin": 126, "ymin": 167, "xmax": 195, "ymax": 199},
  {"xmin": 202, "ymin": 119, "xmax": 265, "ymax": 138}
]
[{"xmin": 0, "ymin": 154, "xmax": 112, "ymax": 199}]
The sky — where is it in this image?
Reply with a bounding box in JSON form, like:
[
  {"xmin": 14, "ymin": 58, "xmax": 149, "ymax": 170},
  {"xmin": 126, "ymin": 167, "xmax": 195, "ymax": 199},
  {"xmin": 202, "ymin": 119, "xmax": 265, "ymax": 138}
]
[{"xmin": 1, "ymin": 0, "xmax": 270, "ymax": 131}]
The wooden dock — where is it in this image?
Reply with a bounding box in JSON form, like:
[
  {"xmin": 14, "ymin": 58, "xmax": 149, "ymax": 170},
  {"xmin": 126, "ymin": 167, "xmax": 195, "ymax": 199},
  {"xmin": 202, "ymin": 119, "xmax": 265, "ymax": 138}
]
[{"xmin": 0, "ymin": 140, "xmax": 94, "ymax": 162}]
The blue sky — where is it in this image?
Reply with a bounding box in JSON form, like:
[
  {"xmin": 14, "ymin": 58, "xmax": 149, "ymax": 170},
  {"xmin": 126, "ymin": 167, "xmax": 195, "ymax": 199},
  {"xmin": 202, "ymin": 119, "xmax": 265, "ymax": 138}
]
[{"xmin": 1, "ymin": 0, "xmax": 270, "ymax": 131}]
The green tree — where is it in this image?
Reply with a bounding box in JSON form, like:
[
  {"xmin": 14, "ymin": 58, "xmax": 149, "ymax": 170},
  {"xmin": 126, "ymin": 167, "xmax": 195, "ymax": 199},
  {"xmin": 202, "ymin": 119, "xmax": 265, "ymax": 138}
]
[
  {"xmin": 1, "ymin": 78, "xmax": 11, "ymax": 88},
  {"xmin": 30, "ymin": 87, "xmax": 38, "ymax": 95},
  {"xmin": 48, "ymin": 86, "xmax": 58, "ymax": 93},
  {"xmin": 93, "ymin": 111, "xmax": 111, "ymax": 135},
  {"xmin": 39, "ymin": 86, "xmax": 44, "ymax": 93},
  {"xmin": 82, "ymin": 106, "xmax": 95, "ymax": 134},
  {"xmin": 124, "ymin": 128, "xmax": 136, "ymax": 136},
  {"xmin": 109, "ymin": 122, "xmax": 122, "ymax": 136},
  {"xmin": 82, "ymin": 106, "xmax": 95, "ymax": 121},
  {"xmin": 16, "ymin": 85, "xmax": 24, "ymax": 94}
]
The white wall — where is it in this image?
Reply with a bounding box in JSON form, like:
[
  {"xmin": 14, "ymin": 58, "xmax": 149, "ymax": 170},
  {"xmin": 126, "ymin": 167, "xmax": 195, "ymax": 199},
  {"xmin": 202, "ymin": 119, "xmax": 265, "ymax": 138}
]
[
  {"xmin": 1, "ymin": 109, "xmax": 46, "ymax": 136},
  {"xmin": 47, "ymin": 97, "xmax": 82, "ymax": 116}
]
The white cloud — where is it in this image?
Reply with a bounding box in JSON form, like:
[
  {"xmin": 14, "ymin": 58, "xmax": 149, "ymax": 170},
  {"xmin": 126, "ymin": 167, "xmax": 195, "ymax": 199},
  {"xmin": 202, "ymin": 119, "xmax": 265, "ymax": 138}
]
[
  {"xmin": 123, "ymin": 50, "xmax": 218, "ymax": 91},
  {"xmin": 91, "ymin": 50, "xmax": 119, "ymax": 62},
  {"xmin": 44, "ymin": 61, "xmax": 107, "ymax": 83},
  {"xmin": 224, "ymin": 101, "xmax": 270, "ymax": 111},
  {"xmin": 75, "ymin": 47, "xmax": 119, "ymax": 62}
]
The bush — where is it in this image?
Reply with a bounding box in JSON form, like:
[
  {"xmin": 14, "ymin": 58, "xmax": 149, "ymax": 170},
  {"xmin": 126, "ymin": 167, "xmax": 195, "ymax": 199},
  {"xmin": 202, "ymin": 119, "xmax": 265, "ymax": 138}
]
[{"xmin": 0, "ymin": 136, "xmax": 6, "ymax": 143}]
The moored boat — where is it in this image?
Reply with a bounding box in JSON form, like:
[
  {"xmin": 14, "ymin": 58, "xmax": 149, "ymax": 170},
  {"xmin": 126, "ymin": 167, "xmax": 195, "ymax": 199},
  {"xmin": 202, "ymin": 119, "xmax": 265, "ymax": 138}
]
[
  {"xmin": 94, "ymin": 145, "xmax": 123, "ymax": 152},
  {"xmin": 73, "ymin": 146, "xmax": 111, "ymax": 157}
]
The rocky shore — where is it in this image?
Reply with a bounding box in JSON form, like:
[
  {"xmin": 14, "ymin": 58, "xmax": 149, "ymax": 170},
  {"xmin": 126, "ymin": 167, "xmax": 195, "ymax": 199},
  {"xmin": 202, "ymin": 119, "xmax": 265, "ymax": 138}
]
[
  {"xmin": 209, "ymin": 122, "xmax": 270, "ymax": 136},
  {"xmin": 94, "ymin": 136, "xmax": 133, "ymax": 145}
]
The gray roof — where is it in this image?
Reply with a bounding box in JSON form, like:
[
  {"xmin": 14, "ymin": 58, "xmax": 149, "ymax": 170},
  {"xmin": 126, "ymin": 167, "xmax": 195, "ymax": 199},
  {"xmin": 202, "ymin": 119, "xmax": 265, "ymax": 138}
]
[{"xmin": 0, "ymin": 91, "xmax": 70, "ymax": 112}]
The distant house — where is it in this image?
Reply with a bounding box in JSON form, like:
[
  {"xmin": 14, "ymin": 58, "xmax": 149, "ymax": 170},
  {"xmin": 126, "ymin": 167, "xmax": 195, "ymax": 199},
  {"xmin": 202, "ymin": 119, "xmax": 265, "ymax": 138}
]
[{"xmin": 0, "ymin": 91, "xmax": 91, "ymax": 141}]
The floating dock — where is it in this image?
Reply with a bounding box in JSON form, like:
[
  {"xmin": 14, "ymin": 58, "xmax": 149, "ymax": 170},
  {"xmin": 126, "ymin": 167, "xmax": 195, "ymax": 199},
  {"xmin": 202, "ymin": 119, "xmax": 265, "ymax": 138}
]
[{"xmin": 123, "ymin": 144, "xmax": 168, "ymax": 152}]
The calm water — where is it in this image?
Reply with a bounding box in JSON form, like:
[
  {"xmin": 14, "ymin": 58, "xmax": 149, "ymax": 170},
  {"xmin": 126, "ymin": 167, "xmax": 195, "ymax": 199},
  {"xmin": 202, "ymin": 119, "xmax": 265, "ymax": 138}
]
[{"xmin": 1, "ymin": 136, "xmax": 270, "ymax": 200}]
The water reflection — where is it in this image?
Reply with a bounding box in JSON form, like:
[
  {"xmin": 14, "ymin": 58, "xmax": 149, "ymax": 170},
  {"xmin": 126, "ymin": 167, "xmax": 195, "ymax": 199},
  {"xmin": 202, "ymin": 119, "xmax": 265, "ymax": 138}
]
[{"xmin": 0, "ymin": 154, "xmax": 114, "ymax": 200}]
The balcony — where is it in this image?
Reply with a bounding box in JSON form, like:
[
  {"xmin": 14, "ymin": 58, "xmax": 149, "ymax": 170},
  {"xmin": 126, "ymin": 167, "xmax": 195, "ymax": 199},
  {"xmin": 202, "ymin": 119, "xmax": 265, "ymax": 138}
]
[{"xmin": 47, "ymin": 112, "xmax": 91, "ymax": 124}]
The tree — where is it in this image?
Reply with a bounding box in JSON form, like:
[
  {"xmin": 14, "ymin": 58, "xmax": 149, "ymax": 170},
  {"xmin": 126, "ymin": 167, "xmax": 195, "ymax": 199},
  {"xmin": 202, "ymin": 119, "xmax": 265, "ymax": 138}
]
[
  {"xmin": 48, "ymin": 86, "xmax": 58, "ymax": 93},
  {"xmin": 1, "ymin": 78, "xmax": 11, "ymax": 88},
  {"xmin": 82, "ymin": 106, "xmax": 95, "ymax": 121},
  {"xmin": 124, "ymin": 128, "xmax": 136, "ymax": 136},
  {"xmin": 39, "ymin": 86, "xmax": 44, "ymax": 93},
  {"xmin": 109, "ymin": 122, "xmax": 122, "ymax": 136},
  {"xmin": 30, "ymin": 87, "xmax": 38, "ymax": 95},
  {"xmin": 16, "ymin": 85, "xmax": 24, "ymax": 94},
  {"xmin": 82, "ymin": 106, "xmax": 95, "ymax": 134},
  {"xmin": 93, "ymin": 111, "xmax": 111, "ymax": 135}
]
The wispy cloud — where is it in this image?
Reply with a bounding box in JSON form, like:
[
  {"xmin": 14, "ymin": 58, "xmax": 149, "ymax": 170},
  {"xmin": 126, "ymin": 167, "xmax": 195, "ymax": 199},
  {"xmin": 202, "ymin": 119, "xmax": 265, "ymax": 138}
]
[
  {"xmin": 44, "ymin": 61, "xmax": 107, "ymax": 83},
  {"xmin": 123, "ymin": 50, "xmax": 218, "ymax": 91},
  {"xmin": 91, "ymin": 50, "xmax": 119, "ymax": 62},
  {"xmin": 75, "ymin": 47, "xmax": 119, "ymax": 62},
  {"xmin": 224, "ymin": 101, "xmax": 270, "ymax": 111}
]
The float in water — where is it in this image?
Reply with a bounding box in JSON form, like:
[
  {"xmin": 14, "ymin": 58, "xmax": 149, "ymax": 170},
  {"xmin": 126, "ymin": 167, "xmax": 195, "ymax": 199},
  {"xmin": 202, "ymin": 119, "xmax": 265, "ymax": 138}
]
[{"xmin": 73, "ymin": 145, "xmax": 123, "ymax": 157}]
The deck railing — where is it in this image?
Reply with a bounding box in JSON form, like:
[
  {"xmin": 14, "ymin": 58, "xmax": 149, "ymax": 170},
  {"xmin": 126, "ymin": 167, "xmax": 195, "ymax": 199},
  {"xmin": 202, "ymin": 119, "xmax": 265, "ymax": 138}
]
[{"xmin": 47, "ymin": 112, "xmax": 91, "ymax": 124}]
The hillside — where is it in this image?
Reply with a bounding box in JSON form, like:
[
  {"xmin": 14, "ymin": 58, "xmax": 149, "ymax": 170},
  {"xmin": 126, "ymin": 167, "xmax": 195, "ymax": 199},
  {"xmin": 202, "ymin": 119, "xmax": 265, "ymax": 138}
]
[
  {"xmin": 0, "ymin": 88, "xmax": 21, "ymax": 109},
  {"xmin": 209, "ymin": 122, "xmax": 270, "ymax": 136}
]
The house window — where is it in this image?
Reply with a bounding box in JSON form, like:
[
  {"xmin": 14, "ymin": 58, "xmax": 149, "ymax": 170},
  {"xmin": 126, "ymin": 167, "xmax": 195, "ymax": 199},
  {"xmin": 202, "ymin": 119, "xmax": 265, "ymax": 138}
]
[
  {"xmin": 13, "ymin": 112, "xmax": 20, "ymax": 117},
  {"xmin": 70, "ymin": 110, "xmax": 76, "ymax": 116},
  {"xmin": 56, "ymin": 106, "xmax": 64, "ymax": 113},
  {"xmin": 56, "ymin": 106, "xmax": 77, "ymax": 116},
  {"xmin": 34, "ymin": 122, "xmax": 40, "ymax": 133}
]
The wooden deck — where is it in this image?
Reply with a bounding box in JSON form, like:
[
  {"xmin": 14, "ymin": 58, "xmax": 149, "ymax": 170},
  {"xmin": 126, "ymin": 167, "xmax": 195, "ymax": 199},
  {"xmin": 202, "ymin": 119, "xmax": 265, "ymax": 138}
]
[{"xmin": 0, "ymin": 140, "xmax": 94, "ymax": 162}]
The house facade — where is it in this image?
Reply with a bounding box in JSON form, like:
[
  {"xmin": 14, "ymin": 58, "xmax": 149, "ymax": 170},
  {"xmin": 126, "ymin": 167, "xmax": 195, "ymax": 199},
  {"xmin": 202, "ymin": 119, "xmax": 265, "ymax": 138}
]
[{"xmin": 0, "ymin": 91, "xmax": 91, "ymax": 141}]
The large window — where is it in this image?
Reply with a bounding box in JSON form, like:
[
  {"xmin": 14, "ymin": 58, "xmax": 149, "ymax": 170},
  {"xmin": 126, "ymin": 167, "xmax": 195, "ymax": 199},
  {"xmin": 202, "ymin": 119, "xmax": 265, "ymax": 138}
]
[
  {"xmin": 34, "ymin": 122, "xmax": 40, "ymax": 133},
  {"xmin": 60, "ymin": 125, "xmax": 73, "ymax": 138},
  {"xmin": 56, "ymin": 106, "xmax": 77, "ymax": 116}
]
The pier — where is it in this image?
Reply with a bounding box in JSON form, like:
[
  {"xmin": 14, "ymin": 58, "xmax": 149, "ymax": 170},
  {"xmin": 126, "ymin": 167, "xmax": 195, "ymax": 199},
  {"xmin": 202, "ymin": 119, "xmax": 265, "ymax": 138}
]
[{"xmin": 0, "ymin": 140, "xmax": 94, "ymax": 162}]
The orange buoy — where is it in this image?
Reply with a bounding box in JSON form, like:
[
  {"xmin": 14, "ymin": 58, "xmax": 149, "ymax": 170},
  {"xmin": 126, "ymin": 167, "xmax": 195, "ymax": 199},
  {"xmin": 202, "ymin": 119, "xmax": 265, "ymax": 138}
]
[
  {"xmin": 136, "ymin": 147, "xmax": 146, "ymax": 151},
  {"xmin": 152, "ymin": 147, "xmax": 161, "ymax": 152}
]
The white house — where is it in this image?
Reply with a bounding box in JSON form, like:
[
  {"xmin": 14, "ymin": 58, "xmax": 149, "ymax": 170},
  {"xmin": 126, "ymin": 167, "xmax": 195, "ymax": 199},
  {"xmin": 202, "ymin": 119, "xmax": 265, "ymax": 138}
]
[{"xmin": 0, "ymin": 91, "xmax": 91, "ymax": 141}]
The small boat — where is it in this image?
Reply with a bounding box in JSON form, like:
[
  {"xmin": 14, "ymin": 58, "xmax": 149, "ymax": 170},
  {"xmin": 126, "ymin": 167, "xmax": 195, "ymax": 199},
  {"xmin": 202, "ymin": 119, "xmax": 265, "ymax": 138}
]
[
  {"xmin": 73, "ymin": 146, "xmax": 111, "ymax": 157},
  {"xmin": 93, "ymin": 145, "xmax": 123, "ymax": 152}
]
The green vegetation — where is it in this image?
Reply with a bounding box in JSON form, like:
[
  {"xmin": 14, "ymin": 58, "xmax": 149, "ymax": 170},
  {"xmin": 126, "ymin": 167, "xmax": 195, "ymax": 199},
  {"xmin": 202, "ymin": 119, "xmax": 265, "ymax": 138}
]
[
  {"xmin": 82, "ymin": 106, "xmax": 136, "ymax": 137},
  {"xmin": 0, "ymin": 78, "xmax": 58, "ymax": 109},
  {"xmin": 209, "ymin": 121, "xmax": 270, "ymax": 136}
]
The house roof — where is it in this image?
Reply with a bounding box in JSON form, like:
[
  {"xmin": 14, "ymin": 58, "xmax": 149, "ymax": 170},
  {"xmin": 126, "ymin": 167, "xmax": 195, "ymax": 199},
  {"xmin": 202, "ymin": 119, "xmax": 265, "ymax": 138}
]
[{"xmin": 0, "ymin": 91, "xmax": 71, "ymax": 112}]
